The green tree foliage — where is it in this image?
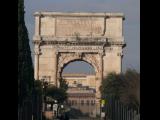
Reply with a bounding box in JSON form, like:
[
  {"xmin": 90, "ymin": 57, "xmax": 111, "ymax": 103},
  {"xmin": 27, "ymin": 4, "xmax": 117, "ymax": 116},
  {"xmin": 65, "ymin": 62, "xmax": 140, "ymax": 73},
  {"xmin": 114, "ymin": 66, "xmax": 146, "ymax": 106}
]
[
  {"xmin": 46, "ymin": 85, "xmax": 68, "ymax": 103},
  {"xmin": 59, "ymin": 78, "xmax": 68, "ymax": 92},
  {"xmin": 18, "ymin": 0, "xmax": 34, "ymax": 106},
  {"xmin": 100, "ymin": 72, "xmax": 125, "ymax": 98},
  {"xmin": 121, "ymin": 69, "xmax": 140, "ymax": 108},
  {"xmin": 100, "ymin": 69, "xmax": 140, "ymax": 108}
]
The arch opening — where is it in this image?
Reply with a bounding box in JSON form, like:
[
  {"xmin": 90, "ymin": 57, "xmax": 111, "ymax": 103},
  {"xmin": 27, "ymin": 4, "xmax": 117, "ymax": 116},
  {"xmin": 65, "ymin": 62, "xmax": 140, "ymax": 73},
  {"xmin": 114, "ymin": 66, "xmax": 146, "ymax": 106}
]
[
  {"xmin": 60, "ymin": 59, "xmax": 96, "ymax": 89},
  {"xmin": 62, "ymin": 59, "xmax": 96, "ymax": 75},
  {"xmin": 59, "ymin": 59, "xmax": 97, "ymax": 117}
]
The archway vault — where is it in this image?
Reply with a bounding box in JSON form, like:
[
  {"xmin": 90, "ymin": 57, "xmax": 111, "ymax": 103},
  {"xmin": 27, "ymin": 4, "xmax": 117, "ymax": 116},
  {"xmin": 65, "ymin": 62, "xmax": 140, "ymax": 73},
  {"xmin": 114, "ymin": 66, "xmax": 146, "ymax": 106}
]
[
  {"xmin": 56, "ymin": 52, "xmax": 103, "ymax": 99},
  {"xmin": 60, "ymin": 59, "xmax": 96, "ymax": 75},
  {"xmin": 57, "ymin": 52, "xmax": 101, "ymax": 75},
  {"xmin": 57, "ymin": 52, "xmax": 103, "ymax": 80}
]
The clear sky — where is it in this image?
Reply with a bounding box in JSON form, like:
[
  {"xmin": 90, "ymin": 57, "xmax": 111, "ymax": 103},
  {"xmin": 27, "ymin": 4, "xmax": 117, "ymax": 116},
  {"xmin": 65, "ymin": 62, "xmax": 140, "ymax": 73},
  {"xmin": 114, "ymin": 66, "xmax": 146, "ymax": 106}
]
[{"xmin": 24, "ymin": 0, "xmax": 140, "ymax": 73}]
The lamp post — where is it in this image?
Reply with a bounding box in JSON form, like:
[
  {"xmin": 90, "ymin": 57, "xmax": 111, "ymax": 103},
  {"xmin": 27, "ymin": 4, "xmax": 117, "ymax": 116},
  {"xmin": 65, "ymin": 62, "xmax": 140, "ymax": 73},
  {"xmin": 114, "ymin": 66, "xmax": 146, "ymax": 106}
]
[
  {"xmin": 41, "ymin": 76, "xmax": 49, "ymax": 120},
  {"xmin": 53, "ymin": 100, "xmax": 58, "ymax": 118},
  {"xmin": 41, "ymin": 78, "xmax": 45, "ymax": 120}
]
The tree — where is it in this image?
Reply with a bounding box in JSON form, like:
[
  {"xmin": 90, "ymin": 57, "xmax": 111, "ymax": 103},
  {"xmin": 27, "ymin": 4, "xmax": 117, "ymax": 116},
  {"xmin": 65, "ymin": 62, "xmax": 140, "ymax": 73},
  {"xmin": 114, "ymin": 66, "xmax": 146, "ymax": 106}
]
[
  {"xmin": 32, "ymin": 80, "xmax": 43, "ymax": 120},
  {"xmin": 100, "ymin": 72, "xmax": 125, "ymax": 99},
  {"xmin": 120, "ymin": 69, "xmax": 140, "ymax": 108},
  {"xmin": 34, "ymin": 80, "xmax": 43, "ymax": 95},
  {"xmin": 18, "ymin": 0, "xmax": 34, "ymax": 105},
  {"xmin": 18, "ymin": 0, "xmax": 34, "ymax": 119},
  {"xmin": 59, "ymin": 77, "xmax": 68, "ymax": 92},
  {"xmin": 100, "ymin": 69, "xmax": 140, "ymax": 108},
  {"xmin": 46, "ymin": 85, "xmax": 68, "ymax": 104}
]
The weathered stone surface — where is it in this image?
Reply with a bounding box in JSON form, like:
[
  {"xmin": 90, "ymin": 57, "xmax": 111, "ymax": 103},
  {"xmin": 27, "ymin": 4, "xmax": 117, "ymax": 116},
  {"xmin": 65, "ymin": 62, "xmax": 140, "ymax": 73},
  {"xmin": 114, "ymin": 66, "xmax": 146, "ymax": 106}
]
[
  {"xmin": 33, "ymin": 12, "xmax": 126, "ymax": 112},
  {"xmin": 33, "ymin": 12, "xmax": 124, "ymax": 38}
]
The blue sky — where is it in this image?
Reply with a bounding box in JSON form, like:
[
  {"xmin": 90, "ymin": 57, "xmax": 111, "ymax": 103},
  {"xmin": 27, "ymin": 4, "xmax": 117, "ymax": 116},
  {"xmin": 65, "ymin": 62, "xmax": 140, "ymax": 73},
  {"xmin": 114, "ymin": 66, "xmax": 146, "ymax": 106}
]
[{"xmin": 24, "ymin": 0, "xmax": 140, "ymax": 73}]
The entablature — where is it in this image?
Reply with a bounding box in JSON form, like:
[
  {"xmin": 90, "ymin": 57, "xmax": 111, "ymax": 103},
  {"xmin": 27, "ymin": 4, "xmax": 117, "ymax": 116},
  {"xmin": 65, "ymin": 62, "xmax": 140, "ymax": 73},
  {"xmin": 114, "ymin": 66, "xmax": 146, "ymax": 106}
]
[{"xmin": 33, "ymin": 36, "xmax": 125, "ymax": 48}]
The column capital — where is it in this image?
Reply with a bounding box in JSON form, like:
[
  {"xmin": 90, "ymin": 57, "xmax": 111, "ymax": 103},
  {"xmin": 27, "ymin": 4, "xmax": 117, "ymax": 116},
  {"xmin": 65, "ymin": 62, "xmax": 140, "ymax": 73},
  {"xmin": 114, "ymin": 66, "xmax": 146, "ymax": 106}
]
[
  {"xmin": 55, "ymin": 51, "xmax": 59, "ymax": 55},
  {"xmin": 98, "ymin": 52, "xmax": 104, "ymax": 57},
  {"xmin": 33, "ymin": 35, "xmax": 41, "ymax": 41},
  {"xmin": 117, "ymin": 52, "xmax": 123, "ymax": 57},
  {"xmin": 52, "ymin": 50, "xmax": 59, "ymax": 57},
  {"xmin": 34, "ymin": 49, "xmax": 40, "ymax": 55}
]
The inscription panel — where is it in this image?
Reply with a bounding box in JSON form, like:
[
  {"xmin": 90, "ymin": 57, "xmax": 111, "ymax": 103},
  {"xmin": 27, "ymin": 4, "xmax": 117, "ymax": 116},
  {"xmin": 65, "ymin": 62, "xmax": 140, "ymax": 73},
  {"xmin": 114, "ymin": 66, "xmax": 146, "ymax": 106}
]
[
  {"xmin": 57, "ymin": 46, "xmax": 103, "ymax": 49},
  {"xmin": 56, "ymin": 45, "xmax": 103, "ymax": 53},
  {"xmin": 56, "ymin": 17, "xmax": 104, "ymax": 37}
]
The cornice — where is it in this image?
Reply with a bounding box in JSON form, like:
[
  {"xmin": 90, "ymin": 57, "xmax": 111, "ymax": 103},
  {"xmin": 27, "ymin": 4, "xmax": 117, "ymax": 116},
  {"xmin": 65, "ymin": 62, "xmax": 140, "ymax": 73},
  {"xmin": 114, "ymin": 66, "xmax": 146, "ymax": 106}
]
[{"xmin": 34, "ymin": 12, "xmax": 125, "ymax": 20}]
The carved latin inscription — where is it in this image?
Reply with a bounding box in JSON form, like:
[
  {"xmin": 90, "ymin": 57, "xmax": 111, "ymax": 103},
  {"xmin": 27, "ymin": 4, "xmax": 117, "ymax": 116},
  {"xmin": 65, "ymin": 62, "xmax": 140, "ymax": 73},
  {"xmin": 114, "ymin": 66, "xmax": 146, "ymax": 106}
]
[{"xmin": 56, "ymin": 17, "xmax": 104, "ymax": 36}]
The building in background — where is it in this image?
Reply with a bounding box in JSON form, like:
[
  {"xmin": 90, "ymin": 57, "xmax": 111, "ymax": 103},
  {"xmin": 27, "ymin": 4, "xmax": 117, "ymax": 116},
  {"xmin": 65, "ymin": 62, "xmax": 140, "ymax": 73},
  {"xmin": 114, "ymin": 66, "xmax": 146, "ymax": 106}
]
[
  {"xmin": 62, "ymin": 73, "xmax": 96, "ymax": 88},
  {"xmin": 62, "ymin": 73, "xmax": 97, "ymax": 117}
]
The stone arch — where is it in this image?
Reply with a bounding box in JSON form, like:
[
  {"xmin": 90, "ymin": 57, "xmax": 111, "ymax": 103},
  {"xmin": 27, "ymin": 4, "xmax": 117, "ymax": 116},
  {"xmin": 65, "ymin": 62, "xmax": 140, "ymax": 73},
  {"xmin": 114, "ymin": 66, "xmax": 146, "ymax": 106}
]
[
  {"xmin": 33, "ymin": 12, "xmax": 125, "ymax": 116},
  {"xmin": 57, "ymin": 52, "xmax": 102, "ymax": 83},
  {"xmin": 60, "ymin": 59, "xmax": 96, "ymax": 76}
]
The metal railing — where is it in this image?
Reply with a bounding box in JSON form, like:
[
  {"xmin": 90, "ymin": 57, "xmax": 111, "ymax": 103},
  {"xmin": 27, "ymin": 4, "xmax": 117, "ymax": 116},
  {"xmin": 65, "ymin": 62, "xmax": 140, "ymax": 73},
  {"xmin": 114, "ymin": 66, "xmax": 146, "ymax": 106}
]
[{"xmin": 104, "ymin": 96, "xmax": 140, "ymax": 120}]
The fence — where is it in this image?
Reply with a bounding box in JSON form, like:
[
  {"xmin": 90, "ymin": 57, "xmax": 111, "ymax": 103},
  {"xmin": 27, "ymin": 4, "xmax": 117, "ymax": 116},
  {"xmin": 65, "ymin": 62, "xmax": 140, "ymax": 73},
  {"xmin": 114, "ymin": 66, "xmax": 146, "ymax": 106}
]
[
  {"xmin": 104, "ymin": 96, "xmax": 140, "ymax": 120},
  {"xmin": 18, "ymin": 99, "xmax": 33, "ymax": 120},
  {"xmin": 66, "ymin": 101, "xmax": 101, "ymax": 119}
]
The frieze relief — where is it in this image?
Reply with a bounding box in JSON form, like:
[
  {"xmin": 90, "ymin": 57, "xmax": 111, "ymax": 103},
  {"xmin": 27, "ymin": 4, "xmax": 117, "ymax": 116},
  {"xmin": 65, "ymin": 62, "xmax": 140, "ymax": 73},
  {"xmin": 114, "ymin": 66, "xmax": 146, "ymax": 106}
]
[{"xmin": 57, "ymin": 45, "xmax": 103, "ymax": 50}]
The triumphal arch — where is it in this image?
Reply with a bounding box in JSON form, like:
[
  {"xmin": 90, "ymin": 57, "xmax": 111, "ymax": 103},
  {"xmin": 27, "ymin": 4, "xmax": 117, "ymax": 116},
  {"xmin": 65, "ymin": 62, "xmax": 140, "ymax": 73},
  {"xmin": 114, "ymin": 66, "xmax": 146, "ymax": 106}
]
[{"xmin": 33, "ymin": 12, "xmax": 126, "ymax": 101}]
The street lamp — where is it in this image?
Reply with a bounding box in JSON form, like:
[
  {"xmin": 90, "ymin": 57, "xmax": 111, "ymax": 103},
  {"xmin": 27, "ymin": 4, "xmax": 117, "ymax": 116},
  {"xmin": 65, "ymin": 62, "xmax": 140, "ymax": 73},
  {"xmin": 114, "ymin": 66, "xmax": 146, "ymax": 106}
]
[
  {"xmin": 41, "ymin": 78, "xmax": 45, "ymax": 112},
  {"xmin": 41, "ymin": 76, "xmax": 49, "ymax": 120},
  {"xmin": 53, "ymin": 100, "xmax": 58, "ymax": 118}
]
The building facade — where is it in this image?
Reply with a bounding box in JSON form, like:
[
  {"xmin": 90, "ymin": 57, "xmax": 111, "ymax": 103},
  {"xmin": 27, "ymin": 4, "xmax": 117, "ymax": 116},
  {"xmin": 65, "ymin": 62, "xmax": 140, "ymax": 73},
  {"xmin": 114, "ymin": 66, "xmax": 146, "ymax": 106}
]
[
  {"xmin": 62, "ymin": 73, "xmax": 96, "ymax": 88},
  {"xmin": 62, "ymin": 74, "xmax": 98, "ymax": 117}
]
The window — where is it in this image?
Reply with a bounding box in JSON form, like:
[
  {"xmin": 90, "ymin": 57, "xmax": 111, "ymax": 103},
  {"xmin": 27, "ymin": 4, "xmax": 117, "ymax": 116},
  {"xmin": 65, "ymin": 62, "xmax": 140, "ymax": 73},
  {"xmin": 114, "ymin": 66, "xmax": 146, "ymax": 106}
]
[
  {"xmin": 68, "ymin": 100, "xmax": 71, "ymax": 105},
  {"xmin": 86, "ymin": 100, "xmax": 90, "ymax": 106},
  {"xmin": 91, "ymin": 100, "xmax": 95, "ymax": 105},
  {"xmin": 74, "ymin": 100, "xmax": 77, "ymax": 105},
  {"xmin": 73, "ymin": 81, "xmax": 77, "ymax": 84},
  {"xmin": 81, "ymin": 100, "xmax": 84, "ymax": 105},
  {"xmin": 71, "ymin": 100, "xmax": 74, "ymax": 105}
]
